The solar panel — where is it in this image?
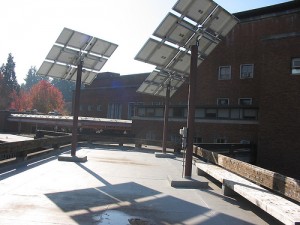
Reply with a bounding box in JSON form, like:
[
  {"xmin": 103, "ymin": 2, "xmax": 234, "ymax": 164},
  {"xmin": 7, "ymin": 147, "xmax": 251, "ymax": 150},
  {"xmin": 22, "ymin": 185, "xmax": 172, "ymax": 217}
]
[
  {"xmin": 137, "ymin": 69, "xmax": 186, "ymax": 97},
  {"xmin": 37, "ymin": 61, "xmax": 73, "ymax": 80},
  {"xmin": 135, "ymin": 38, "xmax": 181, "ymax": 69},
  {"xmin": 153, "ymin": 13, "xmax": 195, "ymax": 47},
  {"xmin": 56, "ymin": 27, "xmax": 93, "ymax": 51},
  {"xmin": 173, "ymin": 0, "xmax": 217, "ymax": 25},
  {"xmin": 168, "ymin": 50, "xmax": 203, "ymax": 75},
  {"xmin": 46, "ymin": 45, "xmax": 79, "ymax": 65},
  {"xmin": 37, "ymin": 27, "xmax": 118, "ymax": 84},
  {"xmin": 204, "ymin": 7, "xmax": 239, "ymax": 38},
  {"xmin": 85, "ymin": 37, "xmax": 118, "ymax": 58}
]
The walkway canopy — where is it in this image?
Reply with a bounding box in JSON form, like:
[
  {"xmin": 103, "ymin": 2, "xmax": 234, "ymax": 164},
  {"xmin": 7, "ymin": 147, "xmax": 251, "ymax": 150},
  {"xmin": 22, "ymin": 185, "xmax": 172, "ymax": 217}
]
[{"xmin": 8, "ymin": 114, "xmax": 132, "ymax": 131}]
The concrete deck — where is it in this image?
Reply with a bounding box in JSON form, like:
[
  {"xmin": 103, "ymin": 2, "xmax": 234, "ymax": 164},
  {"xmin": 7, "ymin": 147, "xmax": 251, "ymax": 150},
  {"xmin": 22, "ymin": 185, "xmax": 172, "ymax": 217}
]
[{"xmin": 0, "ymin": 144, "xmax": 282, "ymax": 225}]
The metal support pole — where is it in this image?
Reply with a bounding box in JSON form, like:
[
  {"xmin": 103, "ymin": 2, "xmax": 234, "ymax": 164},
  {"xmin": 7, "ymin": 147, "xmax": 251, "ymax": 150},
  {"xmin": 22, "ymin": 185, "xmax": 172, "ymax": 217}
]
[
  {"xmin": 184, "ymin": 44, "xmax": 198, "ymax": 178},
  {"xmin": 162, "ymin": 82, "xmax": 171, "ymax": 154},
  {"xmin": 71, "ymin": 59, "xmax": 83, "ymax": 156}
]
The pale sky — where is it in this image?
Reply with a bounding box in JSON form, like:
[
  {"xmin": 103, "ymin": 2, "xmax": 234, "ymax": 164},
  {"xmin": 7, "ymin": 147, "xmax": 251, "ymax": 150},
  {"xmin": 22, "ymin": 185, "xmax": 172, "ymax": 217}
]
[{"xmin": 0, "ymin": 0, "xmax": 292, "ymax": 84}]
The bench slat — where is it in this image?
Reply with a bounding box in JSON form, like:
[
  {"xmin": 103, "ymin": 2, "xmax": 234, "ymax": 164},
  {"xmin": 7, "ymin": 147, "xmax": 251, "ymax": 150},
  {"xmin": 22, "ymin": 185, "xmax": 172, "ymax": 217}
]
[{"xmin": 196, "ymin": 161, "xmax": 300, "ymax": 225}]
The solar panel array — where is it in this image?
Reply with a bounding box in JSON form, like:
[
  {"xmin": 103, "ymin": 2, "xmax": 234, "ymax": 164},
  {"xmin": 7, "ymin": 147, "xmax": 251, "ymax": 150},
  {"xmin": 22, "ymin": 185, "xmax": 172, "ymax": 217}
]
[
  {"xmin": 37, "ymin": 28, "xmax": 118, "ymax": 84},
  {"xmin": 135, "ymin": 0, "xmax": 239, "ymax": 97}
]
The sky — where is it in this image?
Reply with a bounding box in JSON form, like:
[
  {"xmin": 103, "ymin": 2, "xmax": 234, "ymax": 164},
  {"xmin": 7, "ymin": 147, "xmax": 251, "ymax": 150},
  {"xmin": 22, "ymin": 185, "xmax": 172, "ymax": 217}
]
[{"xmin": 0, "ymin": 0, "xmax": 292, "ymax": 84}]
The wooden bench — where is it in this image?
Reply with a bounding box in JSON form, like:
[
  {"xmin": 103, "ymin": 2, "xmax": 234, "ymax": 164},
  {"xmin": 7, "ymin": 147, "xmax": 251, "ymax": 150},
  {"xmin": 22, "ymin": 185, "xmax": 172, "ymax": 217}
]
[{"xmin": 196, "ymin": 160, "xmax": 300, "ymax": 225}]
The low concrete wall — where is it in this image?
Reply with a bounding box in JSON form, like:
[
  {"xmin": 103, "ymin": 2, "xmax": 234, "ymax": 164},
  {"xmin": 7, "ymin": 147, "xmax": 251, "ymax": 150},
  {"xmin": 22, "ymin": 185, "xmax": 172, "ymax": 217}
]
[
  {"xmin": 0, "ymin": 136, "xmax": 72, "ymax": 162},
  {"xmin": 194, "ymin": 145, "xmax": 300, "ymax": 203},
  {"xmin": 80, "ymin": 134, "xmax": 180, "ymax": 151}
]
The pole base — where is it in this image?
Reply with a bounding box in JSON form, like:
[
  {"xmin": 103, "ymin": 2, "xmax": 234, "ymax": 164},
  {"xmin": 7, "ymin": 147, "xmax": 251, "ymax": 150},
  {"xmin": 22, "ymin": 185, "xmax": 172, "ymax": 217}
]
[
  {"xmin": 155, "ymin": 152, "xmax": 176, "ymax": 158},
  {"xmin": 58, "ymin": 155, "xmax": 87, "ymax": 162},
  {"xmin": 167, "ymin": 175, "xmax": 208, "ymax": 189}
]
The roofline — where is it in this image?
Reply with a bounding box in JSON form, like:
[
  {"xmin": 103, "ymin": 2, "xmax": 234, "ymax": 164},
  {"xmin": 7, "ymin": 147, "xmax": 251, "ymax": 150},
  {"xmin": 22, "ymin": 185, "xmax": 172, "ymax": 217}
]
[{"xmin": 234, "ymin": 1, "xmax": 300, "ymax": 21}]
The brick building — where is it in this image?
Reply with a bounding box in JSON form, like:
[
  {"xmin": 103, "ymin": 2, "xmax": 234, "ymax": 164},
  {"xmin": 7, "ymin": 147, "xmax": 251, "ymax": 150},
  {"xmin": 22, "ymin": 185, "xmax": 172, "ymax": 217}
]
[{"xmin": 79, "ymin": 1, "xmax": 300, "ymax": 178}]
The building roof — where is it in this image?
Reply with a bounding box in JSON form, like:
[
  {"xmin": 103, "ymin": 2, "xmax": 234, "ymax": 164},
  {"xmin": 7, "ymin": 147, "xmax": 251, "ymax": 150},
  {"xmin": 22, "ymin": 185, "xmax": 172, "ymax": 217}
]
[
  {"xmin": 234, "ymin": 1, "xmax": 300, "ymax": 21},
  {"xmin": 8, "ymin": 113, "xmax": 132, "ymax": 130}
]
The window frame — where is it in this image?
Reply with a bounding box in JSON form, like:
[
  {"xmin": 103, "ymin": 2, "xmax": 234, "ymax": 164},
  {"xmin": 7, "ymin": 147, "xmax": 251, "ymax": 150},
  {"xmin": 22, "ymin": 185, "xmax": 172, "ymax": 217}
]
[
  {"xmin": 217, "ymin": 98, "xmax": 229, "ymax": 106},
  {"xmin": 292, "ymin": 58, "xmax": 300, "ymax": 75},
  {"xmin": 238, "ymin": 98, "xmax": 253, "ymax": 106},
  {"xmin": 240, "ymin": 64, "xmax": 254, "ymax": 79},
  {"xmin": 107, "ymin": 103, "xmax": 122, "ymax": 119},
  {"xmin": 218, "ymin": 66, "xmax": 231, "ymax": 80}
]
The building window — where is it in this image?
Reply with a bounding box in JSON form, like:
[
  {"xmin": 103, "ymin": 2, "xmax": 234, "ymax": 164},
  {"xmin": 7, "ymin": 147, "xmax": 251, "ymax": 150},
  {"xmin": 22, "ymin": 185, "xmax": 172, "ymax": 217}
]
[
  {"xmin": 173, "ymin": 107, "xmax": 185, "ymax": 118},
  {"xmin": 137, "ymin": 108, "xmax": 145, "ymax": 117},
  {"xmin": 128, "ymin": 102, "xmax": 143, "ymax": 119},
  {"xmin": 292, "ymin": 58, "xmax": 300, "ymax": 75},
  {"xmin": 239, "ymin": 98, "xmax": 252, "ymax": 106},
  {"xmin": 205, "ymin": 109, "xmax": 217, "ymax": 118},
  {"xmin": 231, "ymin": 109, "xmax": 241, "ymax": 119},
  {"xmin": 97, "ymin": 105, "xmax": 102, "ymax": 112},
  {"xmin": 218, "ymin": 109, "xmax": 230, "ymax": 119},
  {"xmin": 194, "ymin": 137, "xmax": 203, "ymax": 143},
  {"xmin": 87, "ymin": 105, "xmax": 92, "ymax": 111},
  {"xmin": 155, "ymin": 108, "xmax": 164, "ymax": 117},
  {"xmin": 146, "ymin": 131, "xmax": 156, "ymax": 140},
  {"xmin": 243, "ymin": 109, "xmax": 257, "ymax": 120},
  {"xmin": 218, "ymin": 66, "xmax": 231, "ymax": 80},
  {"xmin": 215, "ymin": 138, "xmax": 227, "ymax": 143},
  {"xmin": 217, "ymin": 98, "xmax": 229, "ymax": 106},
  {"xmin": 195, "ymin": 108, "xmax": 205, "ymax": 118},
  {"xmin": 240, "ymin": 64, "xmax": 254, "ymax": 79},
  {"xmin": 107, "ymin": 103, "xmax": 122, "ymax": 119},
  {"xmin": 128, "ymin": 103, "xmax": 135, "ymax": 119},
  {"xmin": 145, "ymin": 108, "xmax": 155, "ymax": 117},
  {"xmin": 152, "ymin": 102, "xmax": 164, "ymax": 105},
  {"xmin": 171, "ymin": 135, "xmax": 181, "ymax": 144}
]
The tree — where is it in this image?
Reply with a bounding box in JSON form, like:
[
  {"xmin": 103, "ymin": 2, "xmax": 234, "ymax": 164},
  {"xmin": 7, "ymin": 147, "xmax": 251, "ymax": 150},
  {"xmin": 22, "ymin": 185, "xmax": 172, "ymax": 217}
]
[
  {"xmin": 9, "ymin": 90, "xmax": 32, "ymax": 111},
  {"xmin": 29, "ymin": 80, "xmax": 64, "ymax": 113},
  {"xmin": 0, "ymin": 72, "xmax": 6, "ymax": 109},
  {"xmin": 2, "ymin": 53, "xmax": 19, "ymax": 93},
  {"xmin": 23, "ymin": 66, "xmax": 49, "ymax": 91},
  {"xmin": 51, "ymin": 78, "xmax": 75, "ymax": 102},
  {"xmin": 0, "ymin": 53, "xmax": 20, "ymax": 109}
]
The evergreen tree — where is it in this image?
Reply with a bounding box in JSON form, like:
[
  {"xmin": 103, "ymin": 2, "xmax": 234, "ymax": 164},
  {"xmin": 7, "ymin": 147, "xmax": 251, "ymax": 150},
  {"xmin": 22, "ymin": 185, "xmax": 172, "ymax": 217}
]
[
  {"xmin": 0, "ymin": 53, "xmax": 20, "ymax": 109},
  {"xmin": 2, "ymin": 53, "xmax": 19, "ymax": 93},
  {"xmin": 51, "ymin": 78, "xmax": 75, "ymax": 102},
  {"xmin": 0, "ymin": 71, "xmax": 6, "ymax": 109},
  {"xmin": 23, "ymin": 66, "xmax": 49, "ymax": 91}
]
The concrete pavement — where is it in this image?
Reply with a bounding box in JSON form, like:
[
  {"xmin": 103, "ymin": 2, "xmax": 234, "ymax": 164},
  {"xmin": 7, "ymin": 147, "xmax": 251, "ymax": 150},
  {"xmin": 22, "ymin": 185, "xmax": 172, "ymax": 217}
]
[{"xmin": 0, "ymin": 144, "xmax": 282, "ymax": 225}]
